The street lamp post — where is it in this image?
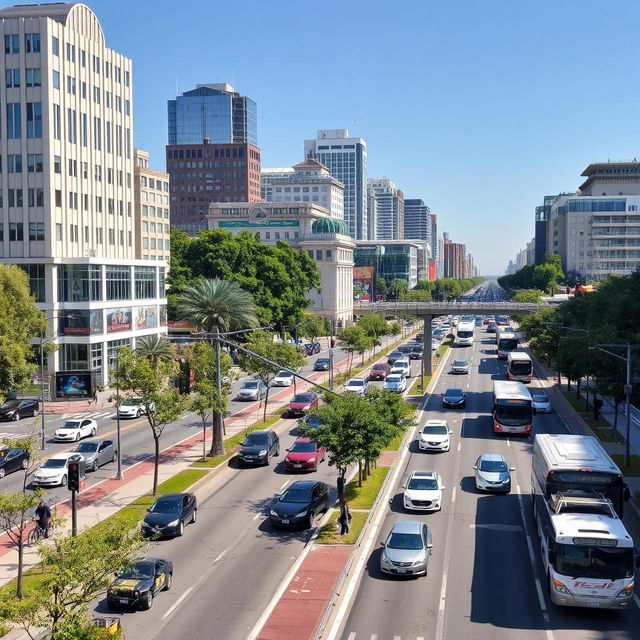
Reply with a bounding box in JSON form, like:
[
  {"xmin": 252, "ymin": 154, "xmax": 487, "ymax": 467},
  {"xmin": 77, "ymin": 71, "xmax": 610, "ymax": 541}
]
[{"xmin": 114, "ymin": 360, "xmax": 123, "ymax": 480}]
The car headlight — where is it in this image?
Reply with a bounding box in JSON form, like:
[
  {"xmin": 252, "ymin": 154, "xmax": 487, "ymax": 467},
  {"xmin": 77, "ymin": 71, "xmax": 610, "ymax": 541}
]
[
  {"xmin": 552, "ymin": 579, "xmax": 570, "ymax": 595},
  {"xmin": 166, "ymin": 519, "xmax": 180, "ymax": 527},
  {"xmin": 307, "ymin": 457, "xmax": 316, "ymax": 463},
  {"xmin": 259, "ymin": 450, "xmax": 267, "ymax": 456},
  {"xmin": 617, "ymin": 583, "xmax": 634, "ymax": 597},
  {"xmin": 133, "ymin": 590, "xmax": 140, "ymax": 597},
  {"xmin": 382, "ymin": 552, "xmax": 391, "ymax": 564},
  {"xmin": 270, "ymin": 509, "xmax": 278, "ymax": 516},
  {"xmin": 295, "ymin": 510, "xmax": 308, "ymax": 518},
  {"xmin": 303, "ymin": 405, "xmax": 310, "ymax": 411}
]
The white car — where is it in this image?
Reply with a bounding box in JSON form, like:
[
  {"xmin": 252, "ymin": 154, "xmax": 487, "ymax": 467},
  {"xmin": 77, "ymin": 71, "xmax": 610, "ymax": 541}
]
[
  {"xmin": 389, "ymin": 366, "xmax": 407, "ymax": 378},
  {"xmin": 383, "ymin": 374, "xmax": 407, "ymax": 393},
  {"xmin": 530, "ymin": 389, "xmax": 552, "ymax": 413},
  {"xmin": 54, "ymin": 418, "xmax": 97, "ymax": 442},
  {"xmin": 32, "ymin": 452, "xmax": 78, "ymax": 487},
  {"xmin": 393, "ymin": 359, "xmax": 411, "ymax": 378},
  {"xmin": 272, "ymin": 370, "xmax": 295, "ymax": 387},
  {"xmin": 403, "ymin": 470, "xmax": 444, "ymax": 512},
  {"xmin": 431, "ymin": 339, "xmax": 439, "ymax": 351},
  {"xmin": 117, "ymin": 397, "xmax": 154, "ymax": 419},
  {"xmin": 418, "ymin": 420, "xmax": 453, "ymax": 452},
  {"xmin": 344, "ymin": 378, "xmax": 369, "ymax": 395},
  {"xmin": 451, "ymin": 360, "xmax": 470, "ymax": 375}
]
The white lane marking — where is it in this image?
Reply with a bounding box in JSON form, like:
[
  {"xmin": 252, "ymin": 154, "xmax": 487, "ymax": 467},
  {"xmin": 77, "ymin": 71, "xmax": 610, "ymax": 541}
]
[
  {"xmin": 213, "ymin": 548, "xmax": 227, "ymax": 563},
  {"xmin": 507, "ymin": 438, "xmax": 511, "ymax": 448},
  {"xmin": 347, "ymin": 634, "xmax": 356, "ymax": 640},
  {"xmin": 515, "ymin": 483, "xmax": 554, "ymax": 636},
  {"xmin": 252, "ymin": 512, "xmax": 261, "ymax": 521},
  {"xmin": 417, "ymin": 637, "xmax": 425, "ymax": 640},
  {"xmin": 457, "ymin": 442, "xmax": 461, "ymax": 452},
  {"xmin": 162, "ymin": 585, "xmax": 194, "ymax": 619},
  {"xmin": 280, "ymin": 479, "xmax": 291, "ymax": 490},
  {"xmin": 370, "ymin": 635, "xmax": 378, "ymax": 640},
  {"xmin": 393, "ymin": 636, "xmax": 401, "ymax": 640},
  {"xmin": 451, "ymin": 487, "xmax": 457, "ymax": 503}
]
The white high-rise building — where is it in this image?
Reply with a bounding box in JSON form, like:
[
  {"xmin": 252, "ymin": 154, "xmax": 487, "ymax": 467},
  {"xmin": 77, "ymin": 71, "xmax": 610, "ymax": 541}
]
[
  {"xmin": 261, "ymin": 159, "xmax": 344, "ymax": 220},
  {"xmin": 368, "ymin": 178, "xmax": 404, "ymax": 240},
  {"xmin": 304, "ymin": 129, "xmax": 367, "ymax": 240},
  {"xmin": 0, "ymin": 3, "xmax": 167, "ymax": 389}
]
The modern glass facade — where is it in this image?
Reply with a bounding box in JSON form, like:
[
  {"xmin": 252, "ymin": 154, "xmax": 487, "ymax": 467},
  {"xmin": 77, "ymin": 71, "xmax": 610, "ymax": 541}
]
[{"xmin": 354, "ymin": 243, "xmax": 419, "ymax": 288}]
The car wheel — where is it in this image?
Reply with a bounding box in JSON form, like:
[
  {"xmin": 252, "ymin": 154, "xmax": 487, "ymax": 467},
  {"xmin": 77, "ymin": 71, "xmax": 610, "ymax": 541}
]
[
  {"xmin": 191, "ymin": 508, "xmax": 197, "ymax": 524},
  {"xmin": 61, "ymin": 474, "xmax": 67, "ymax": 487},
  {"xmin": 92, "ymin": 460, "xmax": 99, "ymax": 472},
  {"xmin": 163, "ymin": 573, "xmax": 172, "ymax": 591},
  {"xmin": 305, "ymin": 511, "xmax": 315, "ymax": 529},
  {"xmin": 177, "ymin": 520, "xmax": 184, "ymax": 537},
  {"xmin": 111, "ymin": 451, "xmax": 117, "ymax": 463},
  {"xmin": 90, "ymin": 428, "xmax": 96, "ymax": 436},
  {"xmin": 21, "ymin": 459, "xmax": 28, "ymax": 470},
  {"xmin": 0, "ymin": 468, "xmax": 5, "ymax": 479},
  {"xmin": 32, "ymin": 409, "xmax": 38, "ymax": 417},
  {"xmin": 12, "ymin": 413, "xmax": 19, "ymax": 421},
  {"xmin": 142, "ymin": 591, "xmax": 153, "ymax": 610},
  {"xmin": 75, "ymin": 433, "xmax": 80, "ymax": 442}
]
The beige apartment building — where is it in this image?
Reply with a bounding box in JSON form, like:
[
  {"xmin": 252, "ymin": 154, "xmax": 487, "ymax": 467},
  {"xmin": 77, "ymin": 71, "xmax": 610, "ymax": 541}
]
[{"xmin": 134, "ymin": 149, "xmax": 170, "ymax": 261}]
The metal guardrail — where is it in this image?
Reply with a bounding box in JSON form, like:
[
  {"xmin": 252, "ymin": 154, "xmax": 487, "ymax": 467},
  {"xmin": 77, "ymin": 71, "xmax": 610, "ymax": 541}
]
[{"xmin": 355, "ymin": 301, "xmax": 546, "ymax": 315}]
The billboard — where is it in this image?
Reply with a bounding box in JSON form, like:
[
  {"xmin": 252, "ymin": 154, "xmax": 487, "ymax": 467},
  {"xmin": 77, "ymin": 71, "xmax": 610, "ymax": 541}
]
[
  {"xmin": 135, "ymin": 306, "xmax": 158, "ymax": 330},
  {"xmin": 106, "ymin": 308, "xmax": 132, "ymax": 333},
  {"xmin": 428, "ymin": 258, "xmax": 436, "ymax": 282},
  {"xmin": 353, "ymin": 266, "xmax": 374, "ymax": 302},
  {"xmin": 56, "ymin": 372, "xmax": 93, "ymax": 398},
  {"xmin": 60, "ymin": 310, "xmax": 103, "ymax": 336}
]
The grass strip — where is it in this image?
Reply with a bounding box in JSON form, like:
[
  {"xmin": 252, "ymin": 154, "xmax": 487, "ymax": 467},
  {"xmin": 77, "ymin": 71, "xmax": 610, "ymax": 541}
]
[
  {"xmin": 408, "ymin": 375, "xmax": 431, "ymax": 396},
  {"xmin": 611, "ymin": 454, "xmax": 640, "ymax": 477},
  {"xmin": 560, "ymin": 391, "xmax": 625, "ymax": 443},
  {"xmin": 315, "ymin": 510, "xmax": 368, "ymax": 545},
  {"xmin": 344, "ymin": 467, "xmax": 389, "ymax": 510}
]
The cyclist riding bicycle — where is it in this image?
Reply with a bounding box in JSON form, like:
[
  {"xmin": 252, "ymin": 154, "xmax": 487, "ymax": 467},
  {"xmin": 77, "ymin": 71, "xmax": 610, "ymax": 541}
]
[{"xmin": 34, "ymin": 500, "xmax": 51, "ymax": 538}]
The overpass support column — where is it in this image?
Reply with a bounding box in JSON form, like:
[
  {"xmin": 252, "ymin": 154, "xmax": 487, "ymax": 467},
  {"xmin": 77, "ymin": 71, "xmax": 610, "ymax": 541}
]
[{"xmin": 420, "ymin": 314, "xmax": 432, "ymax": 378}]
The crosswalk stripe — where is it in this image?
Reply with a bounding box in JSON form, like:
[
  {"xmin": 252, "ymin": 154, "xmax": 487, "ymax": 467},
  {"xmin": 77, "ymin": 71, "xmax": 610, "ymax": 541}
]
[
  {"xmin": 94, "ymin": 411, "xmax": 112, "ymax": 418},
  {"xmin": 346, "ymin": 634, "xmax": 356, "ymax": 640}
]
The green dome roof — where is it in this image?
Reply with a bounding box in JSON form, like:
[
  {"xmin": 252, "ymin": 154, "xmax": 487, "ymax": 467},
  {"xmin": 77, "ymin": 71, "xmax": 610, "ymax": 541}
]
[{"xmin": 312, "ymin": 218, "xmax": 349, "ymax": 235}]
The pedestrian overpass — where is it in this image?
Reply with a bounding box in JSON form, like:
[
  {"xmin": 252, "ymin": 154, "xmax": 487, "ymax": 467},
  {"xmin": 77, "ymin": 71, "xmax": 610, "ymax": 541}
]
[{"xmin": 354, "ymin": 300, "xmax": 548, "ymax": 376}]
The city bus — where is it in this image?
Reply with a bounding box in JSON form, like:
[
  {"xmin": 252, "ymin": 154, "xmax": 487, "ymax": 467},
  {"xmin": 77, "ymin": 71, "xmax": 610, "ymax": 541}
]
[
  {"xmin": 531, "ymin": 434, "xmax": 635, "ymax": 609},
  {"xmin": 495, "ymin": 325, "xmax": 514, "ymax": 345},
  {"xmin": 531, "ymin": 434, "xmax": 627, "ymax": 517},
  {"xmin": 455, "ymin": 321, "xmax": 475, "ymax": 347},
  {"xmin": 492, "ymin": 380, "xmax": 533, "ymax": 435},
  {"xmin": 497, "ymin": 332, "xmax": 518, "ymax": 359},
  {"xmin": 507, "ymin": 351, "xmax": 532, "ymax": 382}
]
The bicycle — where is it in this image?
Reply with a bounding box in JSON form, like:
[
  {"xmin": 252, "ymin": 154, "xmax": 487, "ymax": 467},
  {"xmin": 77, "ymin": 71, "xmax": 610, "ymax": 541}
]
[{"xmin": 27, "ymin": 520, "xmax": 53, "ymax": 545}]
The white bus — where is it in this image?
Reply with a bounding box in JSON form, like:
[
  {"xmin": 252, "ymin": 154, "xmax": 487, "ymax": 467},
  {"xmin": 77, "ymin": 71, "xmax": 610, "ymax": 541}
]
[
  {"xmin": 455, "ymin": 321, "xmax": 475, "ymax": 347},
  {"xmin": 507, "ymin": 351, "xmax": 532, "ymax": 382},
  {"xmin": 497, "ymin": 332, "xmax": 518, "ymax": 359},
  {"xmin": 495, "ymin": 325, "xmax": 514, "ymax": 345},
  {"xmin": 531, "ymin": 434, "xmax": 635, "ymax": 609},
  {"xmin": 492, "ymin": 380, "xmax": 533, "ymax": 435}
]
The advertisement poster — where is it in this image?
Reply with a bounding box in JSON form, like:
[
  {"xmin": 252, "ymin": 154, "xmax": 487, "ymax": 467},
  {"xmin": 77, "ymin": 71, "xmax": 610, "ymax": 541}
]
[
  {"xmin": 353, "ymin": 266, "xmax": 374, "ymax": 302},
  {"xmin": 159, "ymin": 305, "xmax": 167, "ymax": 327},
  {"xmin": 56, "ymin": 372, "xmax": 92, "ymax": 397},
  {"xmin": 61, "ymin": 310, "xmax": 103, "ymax": 336},
  {"xmin": 106, "ymin": 308, "xmax": 131, "ymax": 333},
  {"xmin": 136, "ymin": 306, "xmax": 158, "ymax": 330},
  {"xmin": 428, "ymin": 258, "xmax": 436, "ymax": 282}
]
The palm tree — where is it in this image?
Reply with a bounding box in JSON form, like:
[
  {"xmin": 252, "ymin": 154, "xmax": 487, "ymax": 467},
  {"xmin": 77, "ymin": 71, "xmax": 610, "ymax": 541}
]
[
  {"xmin": 136, "ymin": 334, "xmax": 175, "ymax": 368},
  {"xmin": 177, "ymin": 279, "xmax": 259, "ymax": 456}
]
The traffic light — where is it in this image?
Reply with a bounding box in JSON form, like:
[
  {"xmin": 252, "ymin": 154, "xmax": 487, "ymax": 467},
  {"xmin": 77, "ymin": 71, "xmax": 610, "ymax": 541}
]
[{"xmin": 68, "ymin": 455, "xmax": 84, "ymax": 492}]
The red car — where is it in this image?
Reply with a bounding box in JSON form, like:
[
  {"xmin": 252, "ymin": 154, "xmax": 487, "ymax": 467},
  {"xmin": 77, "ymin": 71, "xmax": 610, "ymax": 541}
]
[
  {"xmin": 284, "ymin": 437, "xmax": 326, "ymax": 471},
  {"xmin": 369, "ymin": 362, "xmax": 391, "ymax": 381},
  {"xmin": 288, "ymin": 392, "xmax": 319, "ymax": 417}
]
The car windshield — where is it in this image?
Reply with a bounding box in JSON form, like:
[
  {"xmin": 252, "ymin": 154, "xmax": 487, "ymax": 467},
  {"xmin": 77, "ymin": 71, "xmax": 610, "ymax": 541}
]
[
  {"xmin": 41, "ymin": 459, "xmax": 67, "ymax": 468},
  {"xmin": 316, "ymin": 359, "xmax": 329, "ymax": 364},
  {"xmin": 445, "ymin": 389, "xmax": 463, "ymax": 397},
  {"xmin": 61, "ymin": 421, "xmax": 81, "ymax": 429},
  {"xmin": 389, "ymin": 352, "xmax": 402, "ymax": 358},
  {"xmin": 423, "ymin": 425, "xmax": 448, "ymax": 435},
  {"xmin": 556, "ymin": 544, "xmax": 633, "ymax": 580},
  {"xmin": 243, "ymin": 381, "xmax": 259, "ymax": 389},
  {"xmin": 121, "ymin": 561, "xmax": 154, "ymax": 581},
  {"xmin": 387, "ymin": 375, "xmax": 402, "ymax": 383},
  {"xmin": 243, "ymin": 433, "xmax": 269, "ymax": 446},
  {"xmin": 122, "ymin": 398, "xmax": 142, "ymax": 406},
  {"xmin": 292, "ymin": 394, "xmax": 314, "ymax": 403},
  {"xmin": 0, "ymin": 401, "xmax": 19, "ymax": 409},
  {"xmin": 74, "ymin": 442, "xmax": 98, "ymax": 452},
  {"xmin": 290, "ymin": 442, "xmax": 316, "ymax": 453},
  {"xmin": 372, "ymin": 364, "xmax": 387, "ymax": 370},
  {"xmin": 276, "ymin": 371, "xmax": 291, "ymax": 378},
  {"xmin": 387, "ymin": 532, "xmax": 424, "ymax": 550},
  {"xmin": 280, "ymin": 488, "xmax": 311, "ymax": 503},
  {"xmin": 452, "ymin": 361, "xmax": 468, "ymax": 367},
  {"xmin": 411, "ymin": 346, "xmax": 422, "ymax": 352},
  {"xmin": 531, "ymin": 392, "xmax": 548, "ymax": 402},
  {"xmin": 408, "ymin": 478, "xmax": 438, "ymax": 490},
  {"xmin": 150, "ymin": 497, "xmax": 181, "ymax": 513},
  {"xmin": 348, "ymin": 380, "xmax": 364, "ymax": 387},
  {"xmin": 479, "ymin": 460, "xmax": 508, "ymax": 472}
]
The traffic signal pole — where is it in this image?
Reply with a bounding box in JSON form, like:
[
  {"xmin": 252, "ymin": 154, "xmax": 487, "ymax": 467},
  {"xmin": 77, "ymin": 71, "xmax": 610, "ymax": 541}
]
[{"xmin": 71, "ymin": 489, "xmax": 77, "ymax": 537}]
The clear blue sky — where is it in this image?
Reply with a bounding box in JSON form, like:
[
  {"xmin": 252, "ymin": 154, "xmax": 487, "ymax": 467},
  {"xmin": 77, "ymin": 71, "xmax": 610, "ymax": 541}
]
[{"xmin": 82, "ymin": 0, "xmax": 640, "ymax": 274}]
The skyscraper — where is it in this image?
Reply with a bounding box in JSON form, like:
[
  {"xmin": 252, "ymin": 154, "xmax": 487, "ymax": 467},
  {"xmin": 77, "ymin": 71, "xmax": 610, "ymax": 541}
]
[
  {"xmin": 368, "ymin": 178, "xmax": 404, "ymax": 240},
  {"xmin": 304, "ymin": 129, "xmax": 367, "ymax": 239},
  {"xmin": 0, "ymin": 3, "xmax": 167, "ymax": 386},
  {"xmin": 403, "ymin": 198, "xmax": 431, "ymax": 242}
]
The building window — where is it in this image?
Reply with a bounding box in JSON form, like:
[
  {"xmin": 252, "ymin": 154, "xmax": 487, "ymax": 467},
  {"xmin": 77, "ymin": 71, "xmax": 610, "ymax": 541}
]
[
  {"xmin": 9, "ymin": 223, "xmax": 23, "ymax": 241},
  {"xmin": 58, "ymin": 265, "xmax": 102, "ymax": 302},
  {"xmin": 28, "ymin": 189, "xmax": 44, "ymax": 207},
  {"xmin": 6, "ymin": 103, "xmax": 21, "ymax": 138},
  {"xmin": 108, "ymin": 229, "xmax": 115, "ymax": 245},
  {"xmin": 91, "ymin": 343, "xmax": 102, "ymax": 370},
  {"xmin": 53, "ymin": 155, "xmax": 61, "ymax": 173},
  {"xmin": 135, "ymin": 266, "xmax": 156, "ymax": 299},
  {"xmin": 61, "ymin": 344, "xmax": 89, "ymax": 371},
  {"xmin": 67, "ymin": 108, "xmax": 76, "ymax": 143},
  {"xmin": 24, "ymin": 33, "xmax": 41, "ymax": 53},
  {"xmin": 26, "ymin": 68, "xmax": 41, "ymax": 87},
  {"xmin": 93, "ymin": 86, "xmax": 100, "ymax": 103},
  {"xmin": 8, "ymin": 189, "xmax": 23, "ymax": 207},
  {"xmin": 5, "ymin": 69, "xmax": 20, "ymax": 87},
  {"xmin": 4, "ymin": 34, "xmax": 19, "ymax": 54},
  {"xmin": 26, "ymin": 102, "xmax": 42, "ymax": 138},
  {"xmin": 107, "ymin": 339, "xmax": 131, "ymax": 375},
  {"xmin": 8, "ymin": 154, "xmax": 22, "ymax": 173},
  {"xmin": 106, "ymin": 266, "xmax": 130, "ymax": 300},
  {"xmin": 52, "ymin": 37, "xmax": 59, "ymax": 56},
  {"xmin": 65, "ymin": 42, "xmax": 75, "ymax": 62},
  {"xmin": 28, "ymin": 222, "xmax": 44, "ymax": 240},
  {"xmin": 55, "ymin": 223, "xmax": 62, "ymax": 241},
  {"xmin": 53, "ymin": 104, "xmax": 61, "ymax": 139},
  {"xmin": 20, "ymin": 264, "xmax": 45, "ymax": 302},
  {"xmin": 66, "ymin": 75, "xmax": 75, "ymax": 94}
]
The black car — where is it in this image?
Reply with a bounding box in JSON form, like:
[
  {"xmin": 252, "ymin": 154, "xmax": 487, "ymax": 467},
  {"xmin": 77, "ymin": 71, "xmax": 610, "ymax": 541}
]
[
  {"xmin": 397, "ymin": 344, "xmax": 413, "ymax": 354},
  {"xmin": 141, "ymin": 493, "xmax": 197, "ymax": 538},
  {"xmin": 313, "ymin": 357, "xmax": 331, "ymax": 371},
  {"xmin": 387, "ymin": 350, "xmax": 404, "ymax": 366},
  {"xmin": 238, "ymin": 430, "xmax": 280, "ymax": 466},
  {"xmin": 415, "ymin": 333, "xmax": 424, "ymax": 343},
  {"xmin": 442, "ymin": 387, "xmax": 466, "ymax": 408},
  {"xmin": 304, "ymin": 342, "xmax": 321, "ymax": 356},
  {"xmin": 269, "ymin": 480, "xmax": 329, "ymax": 529},
  {"xmin": 0, "ymin": 399, "xmax": 39, "ymax": 421},
  {"xmin": 0, "ymin": 447, "xmax": 29, "ymax": 478},
  {"xmin": 107, "ymin": 557, "xmax": 173, "ymax": 610},
  {"xmin": 409, "ymin": 344, "xmax": 423, "ymax": 360}
]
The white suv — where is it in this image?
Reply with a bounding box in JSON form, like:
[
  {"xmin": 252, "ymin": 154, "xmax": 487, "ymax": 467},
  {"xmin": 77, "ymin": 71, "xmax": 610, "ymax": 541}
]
[
  {"xmin": 418, "ymin": 420, "xmax": 453, "ymax": 452},
  {"xmin": 403, "ymin": 470, "xmax": 444, "ymax": 512},
  {"xmin": 393, "ymin": 359, "xmax": 411, "ymax": 378}
]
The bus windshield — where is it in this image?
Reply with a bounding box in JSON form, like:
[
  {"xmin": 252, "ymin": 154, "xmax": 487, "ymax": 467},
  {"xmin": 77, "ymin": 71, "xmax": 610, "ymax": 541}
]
[
  {"xmin": 499, "ymin": 338, "xmax": 518, "ymax": 351},
  {"xmin": 494, "ymin": 401, "xmax": 532, "ymax": 426},
  {"xmin": 510, "ymin": 361, "xmax": 532, "ymax": 375},
  {"xmin": 457, "ymin": 330, "xmax": 473, "ymax": 338},
  {"xmin": 556, "ymin": 544, "xmax": 633, "ymax": 580}
]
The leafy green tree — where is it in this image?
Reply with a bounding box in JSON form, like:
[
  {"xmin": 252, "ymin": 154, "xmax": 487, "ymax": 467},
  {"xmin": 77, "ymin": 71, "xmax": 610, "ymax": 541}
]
[
  {"xmin": 375, "ymin": 277, "xmax": 388, "ymax": 299},
  {"xmin": 0, "ymin": 265, "xmax": 46, "ymax": 397},
  {"xmin": 387, "ymin": 279, "xmax": 409, "ymax": 301},
  {"xmin": 297, "ymin": 313, "xmax": 327, "ymax": 344},
  {"xmin": 337, "ymin": 326, "xmax": 368, "ymax": 374},
  {"xmin": 168, "ymin": 229, "xmax": 321, "ymax": 327},
  {"xmin": 518, "ymin": 307, "xmax": 561, "ymax": 364},
  {"xmin": 400, "ymin": 289, "xmax": 432, "ymax": 302},
  {"xmin": 357, "ymin": 314, "xmax": 390, "ymax": 344},
  {"xmin": 414, "ymin": 280, "xmax": 435, "ymax": 291},
  {"xmin": 238, "ymin": 332, "xmax": 306, "ymax": 421},
  {"xmin": 135, "ymin": 334, "xmax": 175, "ymax": 367},
  {"xmin": 511, "ymin": 289, "xmax": 545, "ymax": 303},
  {"xmin": 111, "ymin": 348, "xmax": 189, "ymax": 494}
]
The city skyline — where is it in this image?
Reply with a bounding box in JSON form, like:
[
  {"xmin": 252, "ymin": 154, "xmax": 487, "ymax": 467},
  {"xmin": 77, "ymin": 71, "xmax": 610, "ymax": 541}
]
[{"xmin": 78, "ymin": 0, "xmax": 640, "ymax": 273}]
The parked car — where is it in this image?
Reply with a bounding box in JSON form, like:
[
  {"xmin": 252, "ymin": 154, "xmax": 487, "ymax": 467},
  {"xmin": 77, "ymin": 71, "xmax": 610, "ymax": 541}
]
[
  {"xmin": 304, "ymin": 342, "xmax": 321, "ymax": 356},
  {"xmin": 32, "ymin": 452, "xmax": 78, "ymax": 487},
  {"xmin": 141, "ymin": 493, "xmax": 197, "ymax": 538},
  {"xmin": 272, "ymin": 370, "xmax": 295, "ymax": 387},
  {"xmin": 72, "ymin": 439, "xmax": 117, "ymax": 472},
  {"xmin": 344, "ymin": 378, "xmax": 370, "ymax": 395},
  {"xmin": 418, "ymin": 420, "xmax": 452, "ymax": 452},
  {"xmin": 409, "ymin": 344, "xmax": 423, "ymax": 360},
  {"xmin": 117, "ymin": 397, "xmax": 155, "ymax": 419},
  {"xmin": 369, "ymin": 362, "xmax": 391, "ymax": 380},
  {"xmin": 474, "ymin": 453, "xmax": 514, "ymax": 493},
  {"xmin": 284, "ymin": 437, "xmax": 326, "ymax": 472},
  {"xmin": 530, "ymin": 389, "xmax": 552, "ymax": 413},
  {"xmin": 54, "ymin": 419, "xmax": 97, "ymax": 442},
  {"xmin": 380, "ymin": 520, "xmax": 433, "ymax": 577},
  {"xmin": 269, "ymin": 480, "xmax": 329, "ymax": 529},
  {"xmin": 237, "ymin": 379, "xmax": 267, "ymax": 401},
  {"xmin": 442, "ymin": 387, "xmax": 466, "ymax": 408},
  {"xmin": 237, "ymin": 430, "xmax": 280, "ymax": 466},
  {"xmin": 0, "ymin": 446, "xmax": 29, "ymax": 478},
  {"xmin": 387, "ymin": 350, "xmax": 404, "ymax": 366},
  {"xmin": 313, "ymin": 357, "xmax": 331, "ymax": 371},
  {"xmin": 0, "ymin": 399, "xmax": 39, "ymax": 421},
  {"xmin": 383, "ymin": 374, "xmax": 407, "ymax": 393},
  {"xmin": 486, "ymin": 321, "xmax": 497, "ymax": 333},
  {"xmin": 107, "ymin": 557, "xmax": 173, "ymax": 611},
  {"xmin": 288, "ymin": 392, "xmax": 319, "ymax": 417},
  {"xmin": 403, "ymin": 470, "xmax": 444, "ymax": 512},
  {"xmin": 450, "ymin": 360, "xmax": 470, "ymax": 375}
]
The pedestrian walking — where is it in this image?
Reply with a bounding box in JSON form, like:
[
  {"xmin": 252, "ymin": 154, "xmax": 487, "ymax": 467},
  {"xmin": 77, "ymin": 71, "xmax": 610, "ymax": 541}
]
[{"xmin": 338, "ymin": 500, "xmax": 351, "ymax": 536}]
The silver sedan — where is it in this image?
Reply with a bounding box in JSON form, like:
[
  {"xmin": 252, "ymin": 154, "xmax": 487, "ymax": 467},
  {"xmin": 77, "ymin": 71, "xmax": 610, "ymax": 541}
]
[{"xmin": 72, "ymin": 439, "xmax": 118, "ymax": 472}]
